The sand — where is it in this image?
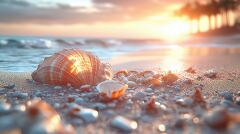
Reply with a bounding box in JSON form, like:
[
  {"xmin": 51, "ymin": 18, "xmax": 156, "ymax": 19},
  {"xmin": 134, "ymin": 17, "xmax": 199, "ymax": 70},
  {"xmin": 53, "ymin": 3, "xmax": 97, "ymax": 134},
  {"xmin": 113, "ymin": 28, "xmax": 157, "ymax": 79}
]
[{"xmin": 1, "ymin": 47, "xmax": 240, "ymax": 134}]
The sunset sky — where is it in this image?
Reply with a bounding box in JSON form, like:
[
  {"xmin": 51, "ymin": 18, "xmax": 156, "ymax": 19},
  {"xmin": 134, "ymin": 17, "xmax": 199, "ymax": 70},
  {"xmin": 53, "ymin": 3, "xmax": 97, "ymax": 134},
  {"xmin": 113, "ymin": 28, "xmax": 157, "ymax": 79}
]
[{"xmin": 0, "ymin": 0, "xmax": 209, "ymax": 39}]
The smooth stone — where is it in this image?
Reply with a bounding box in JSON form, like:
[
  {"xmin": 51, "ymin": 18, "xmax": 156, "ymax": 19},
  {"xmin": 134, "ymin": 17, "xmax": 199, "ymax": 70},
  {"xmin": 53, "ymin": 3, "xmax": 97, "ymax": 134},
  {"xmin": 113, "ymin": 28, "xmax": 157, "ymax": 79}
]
[
  {"xmin": 12, "ymin": 104, "xmax": 26, "ymax": 112},
  {"xmin": 236, "ymin": 97, "xmax": 240, "ymax": 105},
  {"xmin": 74, "ymin": 98, "xmax": 84, "ymax": 105},
  {"xmin": 220, "ymin": 99, "xmax": 233, "ymax": 107},
  {"xmin": 174, "ymin": 118, "xmax": 185, "ymax": 128},
  {"xmin": 127, "ymin": 81, "xmax": 137, "ymax": 88},
  {"xmin": 204, "ymin": 107, "xmax": 229, "ymax": 128},
  {"xmin": 54, "ymin": 103, "xmax": 60, "ymax": 108},
  {"xmin": 0, "ymin": 102, "xmax": 10, "ymax": 114},
  {"xmin": 219, "ymin": 91, "xmax": 233, "ymax": 102},
  {"xmin": 35, "ymin": 91, "xmax": 42, "ymax": 97},
  {"xmin": 237, "ymin": 91, "xmax": 240, "ymax": 96},
  {"xmin": 145, "ymin": 88, "xmax": 153, "ymax": 93},
  {"xmin": 10, "ymin": 92, "xmax": 28, "ymax": 99},
  {"xmin": 74, "ymin": 108, "xmax": 98, "ymax": 123},
  {"xmin": 53, "ymin": 86, "xmax": 62, "ymax": 90},
  {"xmin": 0, "ymin": 88, "xmax": 5, "ymax": 92},
  {"xmin": 158, "ymin": 124, "xmax": 166, "ymax": 132},
  {"xmin": 111, "ymin": 116, "xmax": 137, "ymax": 132},
  {"xmin": 132, "ymin": 92, "xmax": 146, "ymax": 101},
  {"xmin": 3, "ymin": 83, "xmax": 15, "ymax": 89},
  {"xmin": 176, "ymin": 98, "xmax": 193, "ymax": 107},
  {"xmin": 59, "ymin": 93, "xmax": 64, "ymax": 96},
  {"xmin": 91, "ymin": 103, "xmax": 107, "ymax": 110}
]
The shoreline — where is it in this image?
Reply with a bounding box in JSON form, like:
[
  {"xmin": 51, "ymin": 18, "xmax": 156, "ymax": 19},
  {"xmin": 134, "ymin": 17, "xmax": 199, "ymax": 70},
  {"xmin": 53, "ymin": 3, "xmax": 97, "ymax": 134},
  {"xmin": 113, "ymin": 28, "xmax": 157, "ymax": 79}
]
[{"xmin": 1, "ymin": 46, "xmax": 240, "ymax": 133}]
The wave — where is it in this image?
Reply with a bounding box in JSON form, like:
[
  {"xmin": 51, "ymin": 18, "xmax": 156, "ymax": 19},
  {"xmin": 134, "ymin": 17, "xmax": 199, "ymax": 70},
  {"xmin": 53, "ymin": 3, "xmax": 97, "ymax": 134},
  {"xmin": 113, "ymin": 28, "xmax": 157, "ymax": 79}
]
[{"xmin": 0, "ymin": 39, "xmax": 54, "ymax": 49}]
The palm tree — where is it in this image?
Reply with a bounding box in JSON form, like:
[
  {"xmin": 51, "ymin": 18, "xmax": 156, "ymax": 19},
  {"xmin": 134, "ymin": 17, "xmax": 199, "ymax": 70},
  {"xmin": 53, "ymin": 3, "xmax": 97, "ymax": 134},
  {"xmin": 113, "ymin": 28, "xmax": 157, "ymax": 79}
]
[
  {"xmin": 219, "ymin": 0, "xmax": 239, "ymax": 27},
  {"xmin": 207, "ymin": 0, "xmax": 220, "ymax": 30},
  {"xmin": 176, "ymin": 2, "xmax": 202, "ymax": 33}
]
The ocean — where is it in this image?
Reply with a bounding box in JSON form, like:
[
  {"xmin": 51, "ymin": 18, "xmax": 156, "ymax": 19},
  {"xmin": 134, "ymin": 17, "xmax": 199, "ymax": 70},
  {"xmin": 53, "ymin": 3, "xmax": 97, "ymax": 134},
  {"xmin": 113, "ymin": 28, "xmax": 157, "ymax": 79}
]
[{"xmin": 0, "ymin": 35, "xmax": 240, "ymax": 72}]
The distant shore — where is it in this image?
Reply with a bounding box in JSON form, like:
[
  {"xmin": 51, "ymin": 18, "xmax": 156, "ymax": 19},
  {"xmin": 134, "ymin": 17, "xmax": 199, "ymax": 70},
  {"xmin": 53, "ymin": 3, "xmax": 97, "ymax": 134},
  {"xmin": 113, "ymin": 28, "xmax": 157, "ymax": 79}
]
[{"xmin": 193, "ymin": 25, "xmax": 240, "ymax": 37}]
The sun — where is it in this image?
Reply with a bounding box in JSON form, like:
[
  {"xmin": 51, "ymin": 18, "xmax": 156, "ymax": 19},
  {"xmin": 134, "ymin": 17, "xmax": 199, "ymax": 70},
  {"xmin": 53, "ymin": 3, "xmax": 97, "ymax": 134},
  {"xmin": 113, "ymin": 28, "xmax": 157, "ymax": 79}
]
[{"xmin": 161, "ymin": 19, "xmax": 190, "ymax": 41}]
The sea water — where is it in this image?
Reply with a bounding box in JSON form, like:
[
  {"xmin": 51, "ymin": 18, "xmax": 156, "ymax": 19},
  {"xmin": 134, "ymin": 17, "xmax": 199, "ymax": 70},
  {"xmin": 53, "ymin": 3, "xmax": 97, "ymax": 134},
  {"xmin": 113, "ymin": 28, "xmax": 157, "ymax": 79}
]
[
  {"xmin": 0, "ymin": 36, "xmax": 164, "ymax": 72},
  {"xmin": 1, "ymin": 35, "xmax": 240, "ymax": 72}
]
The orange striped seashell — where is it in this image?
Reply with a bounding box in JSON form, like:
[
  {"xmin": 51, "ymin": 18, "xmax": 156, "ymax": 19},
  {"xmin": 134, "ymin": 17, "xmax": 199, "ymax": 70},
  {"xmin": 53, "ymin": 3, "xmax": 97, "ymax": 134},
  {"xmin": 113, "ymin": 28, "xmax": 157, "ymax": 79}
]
[{"xmin": 32, "ymin": 49, "xmax": 112, "ymax": 87}]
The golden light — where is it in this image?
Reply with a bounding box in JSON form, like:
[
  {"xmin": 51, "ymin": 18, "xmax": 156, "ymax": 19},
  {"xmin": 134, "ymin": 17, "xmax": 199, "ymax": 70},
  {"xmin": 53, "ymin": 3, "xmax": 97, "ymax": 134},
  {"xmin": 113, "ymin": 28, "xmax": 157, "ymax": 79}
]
[
  {"xmin": 160, "ymin": 19, "xmax": 190, "ymax": 41},
  {"xmin": 68, "ymin": 55, "xmax": 91, "ymax": 74},
  {"xmin": 161, "ymin": 45, "xmax": 186, "ymax": 72}
]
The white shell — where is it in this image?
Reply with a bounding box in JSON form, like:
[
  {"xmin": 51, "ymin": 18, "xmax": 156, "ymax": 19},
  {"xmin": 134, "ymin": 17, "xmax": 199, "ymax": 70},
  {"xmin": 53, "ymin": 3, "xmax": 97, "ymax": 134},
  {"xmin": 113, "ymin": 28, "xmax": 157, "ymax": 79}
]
[{"xmin": 96, "ymin": 80, "xmax": 128, "ymax": 99}]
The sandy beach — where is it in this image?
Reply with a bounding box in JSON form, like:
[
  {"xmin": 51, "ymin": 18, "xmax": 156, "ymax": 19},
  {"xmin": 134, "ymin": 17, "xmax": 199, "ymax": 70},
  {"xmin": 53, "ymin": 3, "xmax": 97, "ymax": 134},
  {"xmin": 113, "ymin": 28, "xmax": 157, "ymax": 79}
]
[{"xmin": 1, "ymin": 47, "xmax": 240, "ymax": 134}]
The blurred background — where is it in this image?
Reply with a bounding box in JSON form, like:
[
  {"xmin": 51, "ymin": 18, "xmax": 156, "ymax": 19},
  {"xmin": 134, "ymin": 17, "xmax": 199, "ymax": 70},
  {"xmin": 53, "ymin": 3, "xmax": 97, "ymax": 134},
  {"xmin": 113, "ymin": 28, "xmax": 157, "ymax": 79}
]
[{"xmin": 0, "ymin": 0, "xmax": 239, "ymax": 72}]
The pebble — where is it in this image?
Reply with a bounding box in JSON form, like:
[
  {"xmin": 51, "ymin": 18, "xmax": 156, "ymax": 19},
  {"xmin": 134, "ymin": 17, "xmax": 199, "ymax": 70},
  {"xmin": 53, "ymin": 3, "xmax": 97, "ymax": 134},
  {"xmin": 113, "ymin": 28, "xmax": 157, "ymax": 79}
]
[
  {"xmin": 158, "ymin": 124, "xmax": 166, "ymax": 132},
  {"xmin": 176, "ymin": 98, "xmax": 193, "ymax": 107},
  {"xmin": 111, "ymin": 116, "xmax": 137, "ymax": 132},
  {"xmin": 204, "ymin": 70, "xmax": 217, "ymax": 79},
  {"xmin": 0, "ymin": 87, "xmax": 5, "ymax": 92},
  {"xmin": 53, "ymin": 86, "xmax": 62, "ymax": 90},
  {"xmin": 145, "ymin": 88, "xmax": 153, "ymax": 93},
  {"xmin": 118, "ymin": 76, "xmax": 129, "ymax": 83},
  {"xmin": 237, "ymin": 91, "xmax": 240, "ymax": 96},
  {"xmin": 59, "ymin": 93, "xmax": 64, "ymax": 96},
  {"xmin": 35, "ymin": 91, "xmax": 42, "ymax": 97},
  {"xmin": 220, "ymin": 99, "xmax": 233, "ymax": 107},
  {"xmin": 74, "ymin": 98, "xmax": 84, "ymax": 105},
  {"xmin": 54, "ymin": 103, "xmax": 60, "ymax": 108},
  {"xmin": 132, "ymin": 92, "xmax": 146, "ymax": 101},
  {"xmin": 142, "ymin": 71, "xmax": 155, "ymax": 78},
  {"xmin": 127, "ymin": 81, "xmax": 137, "ymax": 88},
  {"xmin": 174, "ymin": 118, "xmax": 185, "ymax": 129},
  {"xmin": 91, "ymin": 103, "xmax": 107, "ymax": 110},
  {"xmin": 0, "ymin": 102, "xmax": 10, "ymax": 113},
  {"xmin": 3, "ymin": 83, "xmax": 15, "ymax": 89},
  {"xmin": 236, "ymin": 97, "xmax": 240, "ymax": 105},
  {"xmin": 219, "ymin": 91, "xmax": 233, "ymax": 102},
  {"xmin": 128, "ymin": 74, "xmax": 138, "ymax": 82},
  {"xmin": 204, "ymin": 107, "xmax": 229, "ymax": 129},
  {"xmin": 10, "ymin": 92, "xmax": 28, "ymax": 99},
  {"xmin": 73, "ymin": 108, "xmax": 98, "ymax": 123},
  {"xmin": 12, "ymin": 104, "xmax": 26, "ymax": 112}
]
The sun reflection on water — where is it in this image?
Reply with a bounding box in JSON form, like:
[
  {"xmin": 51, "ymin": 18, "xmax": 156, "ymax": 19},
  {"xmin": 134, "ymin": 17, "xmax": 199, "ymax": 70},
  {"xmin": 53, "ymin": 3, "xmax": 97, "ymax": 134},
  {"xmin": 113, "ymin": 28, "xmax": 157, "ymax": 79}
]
[{"xmin": 161, "ymin": 45, "xmax": 185, "ymax": 72}]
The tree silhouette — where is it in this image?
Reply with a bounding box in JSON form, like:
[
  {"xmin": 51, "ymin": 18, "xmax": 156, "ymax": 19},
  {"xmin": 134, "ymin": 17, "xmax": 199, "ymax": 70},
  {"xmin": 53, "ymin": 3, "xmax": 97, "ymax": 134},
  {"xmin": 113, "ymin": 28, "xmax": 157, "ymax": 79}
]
[{"xmin": 176, "ymin": 0, "xmax": 240, "ymax": 33}]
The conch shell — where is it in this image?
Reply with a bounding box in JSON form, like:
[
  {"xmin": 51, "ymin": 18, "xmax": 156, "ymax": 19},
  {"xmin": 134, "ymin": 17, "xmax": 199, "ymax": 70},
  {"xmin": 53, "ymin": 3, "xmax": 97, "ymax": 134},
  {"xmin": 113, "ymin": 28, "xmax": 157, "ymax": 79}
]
[{"xmin": 32, "ymin": 49, "xmax": 112, "ymax": 87}]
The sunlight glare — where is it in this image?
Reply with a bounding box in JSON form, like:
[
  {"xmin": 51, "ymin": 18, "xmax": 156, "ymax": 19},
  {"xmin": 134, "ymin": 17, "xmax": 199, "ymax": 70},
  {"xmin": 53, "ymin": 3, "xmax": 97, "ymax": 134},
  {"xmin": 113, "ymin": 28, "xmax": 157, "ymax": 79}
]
[
  {"xmin": 161, "ymin": 19, "xmax": 190, "ymax": 41},
  {"xmin": 161, "ymin": 45, "xmax": 185, "ymax": 72}
]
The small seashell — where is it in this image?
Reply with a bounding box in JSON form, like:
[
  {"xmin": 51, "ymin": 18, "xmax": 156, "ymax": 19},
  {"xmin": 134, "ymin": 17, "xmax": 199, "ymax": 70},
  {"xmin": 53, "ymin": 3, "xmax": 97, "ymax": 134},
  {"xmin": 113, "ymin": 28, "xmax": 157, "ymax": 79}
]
[
  {"xmin": 185, "ymin": 67, "xmax": 196, "ymax": 74},
  {"xmin": 114, "ymin": 70, "xmax": 128, "ymax": 78},
  {"xmin": 97, "ymin": 80, "xmax": 128, "ymax": 99},
  {"xmin": 140, "ymin": 70, "xmax": 156, "ymax": 78},
  {"xmin": 192, "ymin": 89, "xmax": 206, "ymax": 105},
  {"xmin": 79, "ymin": 84, "xmax": 92, "ymax": 92},
  {"xmin": 146, "ymin": 96, "xmax": 160, "ymax": 113},
  {"xmin": 162, "ymin": 72, "xmax": 178, "ymax": 85},
  {"xmin": 32, "ymin": 49, "xmax": 112, "ymax": 87},
  {"xmin": 111, "ymin": 116, "xmax": 137, "ymax": 132},
  {"xmin": 204, "ymin": 70, "xmax": 217, "ymax": 79}
]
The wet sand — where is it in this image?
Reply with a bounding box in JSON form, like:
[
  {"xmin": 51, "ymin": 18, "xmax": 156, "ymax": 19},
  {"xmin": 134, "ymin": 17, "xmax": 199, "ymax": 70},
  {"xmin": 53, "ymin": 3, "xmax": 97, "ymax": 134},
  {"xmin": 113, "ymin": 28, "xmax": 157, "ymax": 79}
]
[{"xmin": 1, "ymin": 47, "xmax": 240, "ymax": 134}]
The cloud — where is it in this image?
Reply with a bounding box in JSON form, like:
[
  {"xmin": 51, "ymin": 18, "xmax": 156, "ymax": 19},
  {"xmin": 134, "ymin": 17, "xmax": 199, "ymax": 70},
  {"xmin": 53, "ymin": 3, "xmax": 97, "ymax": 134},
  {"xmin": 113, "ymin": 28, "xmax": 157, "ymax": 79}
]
[{"xmin": 0, "ymin": 0, "xmax": 185, "ymax": 25}]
